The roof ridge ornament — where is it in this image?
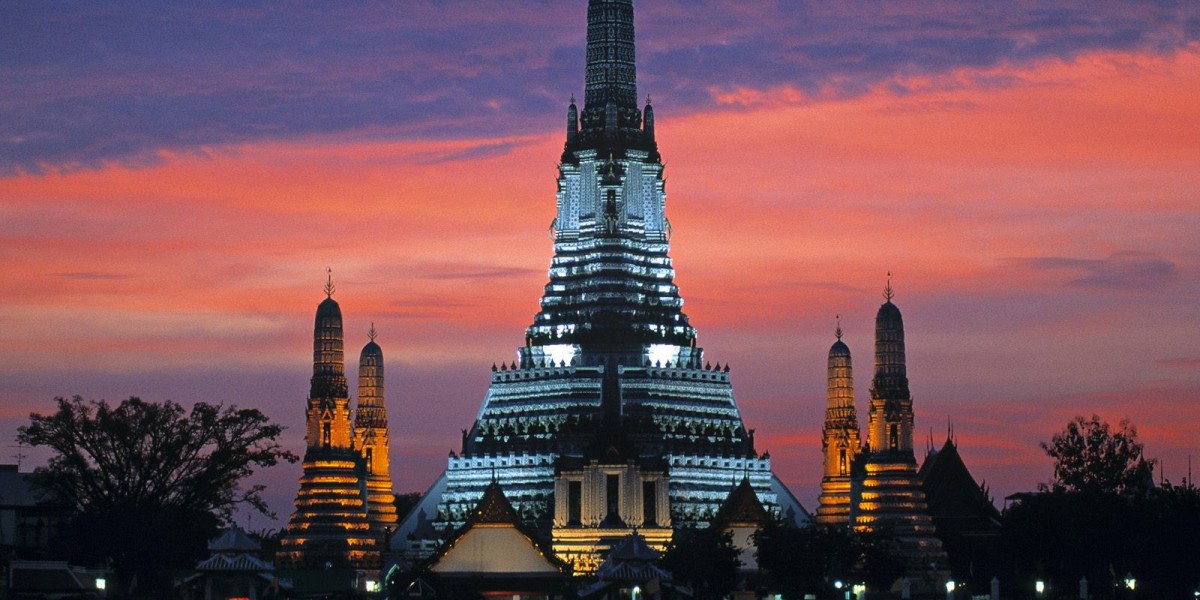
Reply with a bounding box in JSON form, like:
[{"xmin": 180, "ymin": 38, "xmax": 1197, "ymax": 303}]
[
  {"xmin": 324, "ymin": 267, "xmax": 336, "ymax": 298},
  {"xmin": 883, "ymin": 271, "xmax": 894, "ymax": 302}
]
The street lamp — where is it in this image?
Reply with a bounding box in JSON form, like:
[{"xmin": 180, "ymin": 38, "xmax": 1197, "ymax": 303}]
[
  {"xmin": 945, "ymin": 580, "xmax": 956, "ymax": 600},
  {"xmin": 1035, "ymin": 580, "xmax": 1045, "ymax": 597}
]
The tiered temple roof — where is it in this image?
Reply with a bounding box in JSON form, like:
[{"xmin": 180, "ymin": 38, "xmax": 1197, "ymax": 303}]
[
  {"xmin": 278, "ymin": 284, "xmax": 380, "ymax": 570},
  {"xmin": 392, "ymin": 0, "xmax": 804, "ymax": 545}
]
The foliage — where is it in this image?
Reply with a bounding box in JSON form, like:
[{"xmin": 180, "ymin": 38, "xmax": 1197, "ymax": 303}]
[
  {"xmin": 1002, "ymin": 482, "xmax": 1200, "ymax": 598},
  {"xmin": 1005, "ymin": 415, "xmax": 1199, "ymax": 598},
  {"xmin": 18, "ymin": 396, "xmax": 297, "ymax": 597},
  {"xmin": 394, "ymin": 491, "xmax": 424, "ymax": 523},
  {"xmin": 1040, "ymin": 415, "xmax": 1153, "ymax": 496},
  {"xmin": 753, "ymin": 520, "xmax": 904, "ymax": 599},
  {"xmin": 659, "ymin": 526, "xmax": 741, "ymax": 599}
]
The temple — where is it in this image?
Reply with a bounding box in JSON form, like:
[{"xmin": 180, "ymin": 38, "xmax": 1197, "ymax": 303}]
[
  {"xmin": 814, "ymin": 281, "xmax": 948, "ymax": 574},
  {"xmin": 816, "ymin": 317, "xmax": 861, "ymax": 525},
  {"xmin": 278, "ymin": 276, "xmax": 397, "ymax": 570},
  {"xmin": 392, "ymin": 0, "xmax": 806, "ymax": 571}
]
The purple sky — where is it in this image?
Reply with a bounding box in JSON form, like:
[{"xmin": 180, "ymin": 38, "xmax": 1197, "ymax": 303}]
[{"xmin": 2, "ymin": 1, "xmax": 1199, "ymax": 528}]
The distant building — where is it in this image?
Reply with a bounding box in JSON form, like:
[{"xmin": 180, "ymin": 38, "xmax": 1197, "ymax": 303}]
[
  {"xmin": 395, "ymin": 482, "xmax": 572, "ymax": 599},
  {"xmin": 814, "ymin": 284, "xmax": 1003, "ymax": 588},
  {"xmin": 277, "ymin": 277, "xmax": 398, "ymax": 572},
  {"xmin": 815, "ymin": 284, "xmax": 949, "ymax": 581},
  {"xmin": 919, "ymin": 436, "xmax": 1002, "ymax": 585},
  {"xmin": 175, "ymin": 527, "xmax": 289, "ymax": 600},
  {"xmin": 578, "ymin": 531, "xmax": 691, "ymax": 600},
  {"xmin": 0, "ymin": 464, "xmax": 58, "ymax": 562}
]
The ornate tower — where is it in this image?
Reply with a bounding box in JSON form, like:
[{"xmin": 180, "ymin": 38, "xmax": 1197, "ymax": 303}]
[
  {"xmin": 854, "ymin": 279, "xmax": 945, "ymax": 567},
  {"xmin": 865, "ymin": 280, "xmax": 912, "ymax": 456},
  {"xmin": 278, "ymin": 275, "xmax": 379, "ymax": 570},
  {"xmin": 355, "ymin": 324, "xmax": 399, "ymax": 540},
  {"xmin": 393, "ymin": 0, "xmax": 805, "ymax": 551},
  {"xmin": 816, "ymin": 318, "xmax": 861, "ymax": 525}
]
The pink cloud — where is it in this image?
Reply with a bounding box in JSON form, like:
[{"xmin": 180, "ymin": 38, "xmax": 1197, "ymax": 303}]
[{"xmin": 2, "ymin": 45, "xmax": 1198, "ymax": 524}]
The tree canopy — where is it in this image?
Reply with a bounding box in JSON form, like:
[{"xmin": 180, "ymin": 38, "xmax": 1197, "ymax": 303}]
[
  {"xmin": 1002, "ymin": 416, "xmax": 1200, "ymax": 597},
  {"xmin": 17, "ymin": 396, "xmax": 296, "ymax": 597},
  {"xmin": 753, "ymin": 520, "xmax": 904, "ymax": 599},
  {"xmin": 1040, "ymin": 414, "xmax": 1153, "ymax": 495},
  {"xmin": 18, "ymin": 395, "xmax": 297, "ymax": 519}
]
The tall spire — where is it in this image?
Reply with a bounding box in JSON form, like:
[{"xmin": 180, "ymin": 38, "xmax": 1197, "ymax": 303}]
[
  {"xmin": 311, "ymin": 275, "xmax": 348, "ymax": 401},
  {"xmin": 584, "ymin": 0, "xmax": 637, "ymax": 113},
  {"xmin": 817, "ymin": 319, "xmax": 860, "ymax": 525},
  {"xmin": 873, "ymin": 276, "xmax": 908, "ymax": 396},
  {"xmin": 571, "ymin": 0, "xmax": 655, "ymax": 155},
  {"xmin": 355, "ymin": 326, "xmax": 399, "ymax": 537}
]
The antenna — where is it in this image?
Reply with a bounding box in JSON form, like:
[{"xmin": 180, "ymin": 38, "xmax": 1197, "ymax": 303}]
[
  {"xmin": 9, "ymin": 442, "xmax": 27, "ymax": 470},
  {"xmin": 368, "ymin": 322, "xmax": 377, "ymax": 342},
  {"xmin": 324, "ymin": 267, "xmax": 335, "ymax": 297},
  {"xmin": 883, "ymin": 271, "xmax": 895, "ymax": 301}
]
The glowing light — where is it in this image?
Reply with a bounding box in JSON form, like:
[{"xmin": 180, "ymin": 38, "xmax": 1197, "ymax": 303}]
[
  {"xmin": 95, "ymin": 578, "xmax": 106, "ymax": 591},
  {"xmin": 365, "ymin": 579, "xmax": 380, "ymax": 592},
  {"xmin": 1035, "ymin": 580, "xmax": 1045, "ymax": 595},
  {"xmin": 946, "ymin": 580, "xmax": 955, "ymax": 592},
  {"xmin": 1125, "ymin": 576, "xmax": 1136, "ymax": 590},
  {"xmin": 647, "ymin": 343, "xmax": 679, "ymax": 366},
  {"xmin": 544, "ymin": 344, "xmax": 577, "ymax": 366}
]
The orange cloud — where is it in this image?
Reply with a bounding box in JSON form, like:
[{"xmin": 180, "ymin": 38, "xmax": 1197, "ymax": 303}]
[{"xmin": 2, "ymin": 45, "xmax": 1198, "ymax": 521}]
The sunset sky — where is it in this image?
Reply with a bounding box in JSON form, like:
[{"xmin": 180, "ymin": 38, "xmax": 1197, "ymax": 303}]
[{"xmin": 3, "ymin": 1, "xmax": 1198, "ymax": 529}]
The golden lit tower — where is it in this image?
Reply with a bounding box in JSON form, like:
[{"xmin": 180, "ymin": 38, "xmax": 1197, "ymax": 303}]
[
  {"xmin": 355, "ymin": 324, "xmax": 399, "ymax": 540},
  {"xmin": 855, "ymin": 277, "xmax": 945, "ymax": 567},
  {"xmin": 816, "ymin": 317, "xmax": 861, "ymax": 525},
  {"xmin": 278, "ymin": 273, "xmax": 379, "ymax": 570}
]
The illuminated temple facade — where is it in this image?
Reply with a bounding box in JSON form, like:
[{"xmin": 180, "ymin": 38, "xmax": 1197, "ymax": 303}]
[
  {"xmin": 278, "ymin": 281, "xmax": 398, "ymax": 570},
  {"xmin": 393, "ymin": 0, "xmax": 805, "ymax": 571},
  {"xmin": 815, "ymin": 283, "xmax": 947, "ymax": 570}
]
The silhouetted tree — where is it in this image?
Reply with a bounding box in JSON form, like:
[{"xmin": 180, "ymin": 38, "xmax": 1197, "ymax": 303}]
[
  {"xmin": 659, "ymin": 526, "xmax": 740, "ymax": 599},
  {"xmin": 18, "ymin": 396, "xmax": 297, "ymax": 598},
  {"xmin": 754, "ymin": 520, "xmax": 903, "ymax": 599},
  {"xmin": 394, "ymin": 491, "xmax": 423, "ymax": 523},
  {"xmin": 1041, "ymin": 415, "xmax": 1153, "ymax": 496},
  {"xmin": 1002, "ymin": 417, "xmax": 1200, "ymax": 598}
]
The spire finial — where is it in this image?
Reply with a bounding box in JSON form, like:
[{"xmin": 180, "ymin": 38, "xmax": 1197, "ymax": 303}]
[
  {"xmin": 368, "ymin": 322, "xmax": 377, "ymax": 342},
  {"xmin": 570, "ymin": 93, "xmax": 576, "ymax": 105},
  {"xmin": 324, "ymin": 267, "xmax": 335, "ymax": 298},
  {"xmin": 646, "ymin": 94, "xmax": 652, "ymax": 105},
  {"xmin": 883, "ymin": 271, "xmax": 894, "ymax": 301},
  {"xmin": 835, "ymin": 314, "xmax": 843, "ymax": 340}
]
